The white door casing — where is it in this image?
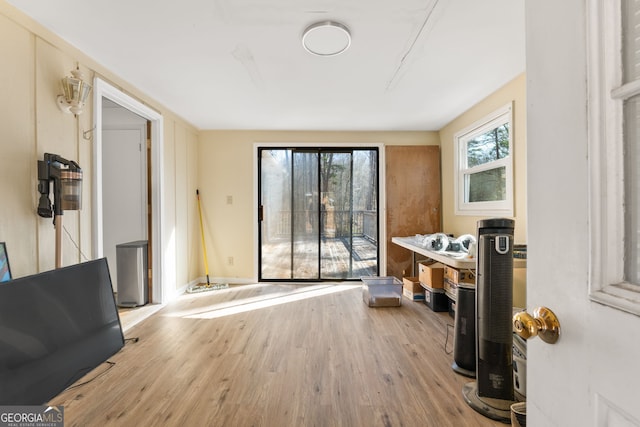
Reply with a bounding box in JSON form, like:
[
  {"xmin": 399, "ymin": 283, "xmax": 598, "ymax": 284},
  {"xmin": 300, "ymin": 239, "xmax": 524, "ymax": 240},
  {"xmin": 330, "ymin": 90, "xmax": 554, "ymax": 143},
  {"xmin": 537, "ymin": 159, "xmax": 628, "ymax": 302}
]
[
  {"xmin": 92, "ymin": 78, "xmax": 166, "ymax": 304},
  {"xmin": 526, "ymin": 1, "xmax": 640, "ymax": 426}
]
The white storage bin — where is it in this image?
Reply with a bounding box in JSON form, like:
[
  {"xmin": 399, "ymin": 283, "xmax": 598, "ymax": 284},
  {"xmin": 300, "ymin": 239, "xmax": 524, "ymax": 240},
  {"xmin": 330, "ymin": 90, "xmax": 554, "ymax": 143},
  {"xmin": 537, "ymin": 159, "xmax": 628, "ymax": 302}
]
[{"xmin": 361, "ymin": 276, "xmax": 402, "ymax": 307}]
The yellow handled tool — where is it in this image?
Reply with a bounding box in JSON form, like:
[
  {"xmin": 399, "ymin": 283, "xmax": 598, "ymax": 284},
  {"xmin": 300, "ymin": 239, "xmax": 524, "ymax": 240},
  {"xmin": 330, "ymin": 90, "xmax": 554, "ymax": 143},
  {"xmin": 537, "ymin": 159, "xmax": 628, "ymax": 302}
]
[
  {"xmin": 196, "ymin": 189, "xmax": 211, "ymax": 286},
  {"xmin": 188, "ymin": 190, "xmax": 228, "ymax": 293}
]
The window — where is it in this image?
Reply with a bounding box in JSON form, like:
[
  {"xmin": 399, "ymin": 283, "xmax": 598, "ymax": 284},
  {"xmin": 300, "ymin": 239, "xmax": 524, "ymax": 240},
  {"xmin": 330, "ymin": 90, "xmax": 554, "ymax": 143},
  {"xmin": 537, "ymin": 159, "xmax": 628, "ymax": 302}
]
[
  {"xmin": 454, "ymin": 103, "xmax": 514, "ymax": 216},
  {"xmin": 588, "ymin": 0, "xmax": 640, "ymax": 315}
]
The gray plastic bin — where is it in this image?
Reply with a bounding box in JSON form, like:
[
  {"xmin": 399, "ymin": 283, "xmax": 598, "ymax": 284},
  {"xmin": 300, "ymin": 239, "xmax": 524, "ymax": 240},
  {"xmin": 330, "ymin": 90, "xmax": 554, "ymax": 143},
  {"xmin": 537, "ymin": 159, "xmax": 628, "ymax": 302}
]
[{"xmin": 116, "ymin": 240, "xmax": 148, "ymax": 307}]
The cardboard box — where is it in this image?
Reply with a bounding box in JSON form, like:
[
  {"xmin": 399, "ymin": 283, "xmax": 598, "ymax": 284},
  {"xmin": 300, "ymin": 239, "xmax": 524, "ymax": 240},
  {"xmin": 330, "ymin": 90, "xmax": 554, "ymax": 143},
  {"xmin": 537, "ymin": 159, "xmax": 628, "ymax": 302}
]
[
  {"xmin": 403, "ymin": 287, "xmax": 426, "ymax": 301},
  {"xmin": 418, "ymin": 262, "xmax": 444, "ymax": 289},
  {"xmin": 444, "ymin": 279, "xmax": 457, "ymax": 300},
  {"xmin": 444, "ymin": 266, "xmax": 475, "ymax": 285},
  {"xmin": 402, "ymin": 277, "xmax": 425, "ymax": 301},
  {"xmin": 421, "ymin": 284, "xmax": 448, "ymax": 312},
  {"xmin": 402, "ymin": 277, "xmax": 422, "ymax": 292},
  {"xmin": 361, "ymin": 276, "xmax": 402, "ymax": 307}
]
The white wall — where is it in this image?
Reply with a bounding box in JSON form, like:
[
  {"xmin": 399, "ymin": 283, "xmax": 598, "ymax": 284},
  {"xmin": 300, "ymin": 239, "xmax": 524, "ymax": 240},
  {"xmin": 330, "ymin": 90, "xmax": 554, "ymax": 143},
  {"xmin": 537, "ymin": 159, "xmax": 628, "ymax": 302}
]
[
  {"xmin": 198, "ymin": 130, "xmax": 439, "ymax": 281},
  {"xmin": 0, "ymin": 11, "xmax": 37, "ymax": 277},
  {"xmin": 0, "ymin": 2, "xmax": 202, "ymax": 299},
  {"xmin": 438, "ymin": 73, "xmax": 527, "ymax": 307}
]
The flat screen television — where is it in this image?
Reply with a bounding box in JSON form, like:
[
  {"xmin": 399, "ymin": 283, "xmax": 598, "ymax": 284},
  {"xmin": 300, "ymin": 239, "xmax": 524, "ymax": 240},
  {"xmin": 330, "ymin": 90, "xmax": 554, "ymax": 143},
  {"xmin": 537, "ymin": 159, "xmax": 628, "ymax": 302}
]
[
  {"xmin": 0, "ymin": 242, "xmax": 11, "ymax": 282},
  {"xmin": 0, "ymin": 258, "xmax": 124, "ymax": 404}
]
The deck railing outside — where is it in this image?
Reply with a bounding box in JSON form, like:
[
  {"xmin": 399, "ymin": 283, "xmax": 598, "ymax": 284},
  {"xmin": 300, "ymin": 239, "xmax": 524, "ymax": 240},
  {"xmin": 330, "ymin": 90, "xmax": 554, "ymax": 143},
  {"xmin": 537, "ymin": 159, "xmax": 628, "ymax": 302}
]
[{"xmin": 269, "ymin": 210, "xmax": 377, "ymax": 242}]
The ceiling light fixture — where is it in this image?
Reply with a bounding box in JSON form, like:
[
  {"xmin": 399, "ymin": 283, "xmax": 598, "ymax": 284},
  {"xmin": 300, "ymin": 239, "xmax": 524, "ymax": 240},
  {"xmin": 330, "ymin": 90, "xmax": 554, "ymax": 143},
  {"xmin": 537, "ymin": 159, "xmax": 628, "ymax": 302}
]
[{"xmin": 302, "ymin": 21, "xmax": 351, "ymax": 56}]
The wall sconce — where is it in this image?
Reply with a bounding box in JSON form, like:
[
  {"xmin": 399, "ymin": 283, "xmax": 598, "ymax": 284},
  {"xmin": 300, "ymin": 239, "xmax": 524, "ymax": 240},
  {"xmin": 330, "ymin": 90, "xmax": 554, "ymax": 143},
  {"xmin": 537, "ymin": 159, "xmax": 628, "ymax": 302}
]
[{"xmin": 57, "ymin": 66, "xmax": 92, "ymax": 116}]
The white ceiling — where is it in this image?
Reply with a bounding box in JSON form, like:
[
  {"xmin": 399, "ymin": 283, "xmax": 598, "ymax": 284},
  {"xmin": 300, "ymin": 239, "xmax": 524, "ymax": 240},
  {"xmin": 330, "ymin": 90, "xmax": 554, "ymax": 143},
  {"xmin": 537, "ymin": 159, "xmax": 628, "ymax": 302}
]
[{"xmin": 8, "ymin": 0, "xmax": 525, "ymax": 131}]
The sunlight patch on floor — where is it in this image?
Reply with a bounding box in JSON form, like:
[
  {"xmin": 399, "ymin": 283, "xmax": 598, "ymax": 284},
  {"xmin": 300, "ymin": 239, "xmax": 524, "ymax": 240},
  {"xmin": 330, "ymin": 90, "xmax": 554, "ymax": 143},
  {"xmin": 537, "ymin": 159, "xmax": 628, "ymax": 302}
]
[
  {"xmin": 119, "ymin": 303, "xmax": 164, "ymax": 333},
  {"xmin": 165, "ymin": 283, "xmax": 361, "ymax": 320}
]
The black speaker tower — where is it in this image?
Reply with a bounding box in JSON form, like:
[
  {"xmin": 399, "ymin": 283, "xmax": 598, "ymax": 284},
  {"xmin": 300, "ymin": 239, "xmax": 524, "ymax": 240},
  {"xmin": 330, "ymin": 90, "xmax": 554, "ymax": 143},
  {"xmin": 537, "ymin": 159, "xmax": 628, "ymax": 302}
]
[{"xmin": 463, "ymin": 218, "xmax": 516, "ymax": 423}]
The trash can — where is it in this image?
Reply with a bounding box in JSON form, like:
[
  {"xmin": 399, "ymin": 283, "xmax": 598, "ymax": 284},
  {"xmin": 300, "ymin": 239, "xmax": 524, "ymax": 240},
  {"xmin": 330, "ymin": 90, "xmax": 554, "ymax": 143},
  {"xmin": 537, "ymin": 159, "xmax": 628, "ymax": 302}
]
[{"xmin": 116, "ymin": 240, "xmax": 148, "ymax": 308}]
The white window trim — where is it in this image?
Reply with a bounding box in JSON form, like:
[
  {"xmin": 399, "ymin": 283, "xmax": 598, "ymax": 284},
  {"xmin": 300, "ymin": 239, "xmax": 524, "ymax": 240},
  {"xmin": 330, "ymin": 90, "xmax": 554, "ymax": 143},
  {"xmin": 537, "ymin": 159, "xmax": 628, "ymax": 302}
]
[
  {"xmin": 454, "ymin": 102, "xmax": 514, "ymax": 217},
  {"xmin": 587, "ymin": 0, "xmax": 640, "ymax": 316}
]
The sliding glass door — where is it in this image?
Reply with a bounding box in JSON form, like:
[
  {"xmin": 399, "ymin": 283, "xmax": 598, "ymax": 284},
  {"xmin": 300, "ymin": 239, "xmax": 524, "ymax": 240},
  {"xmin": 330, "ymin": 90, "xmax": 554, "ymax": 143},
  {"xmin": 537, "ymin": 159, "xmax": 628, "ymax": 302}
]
[{"xmin": 259, "ymin": 147, "xmax": 378, "ymax": 281}]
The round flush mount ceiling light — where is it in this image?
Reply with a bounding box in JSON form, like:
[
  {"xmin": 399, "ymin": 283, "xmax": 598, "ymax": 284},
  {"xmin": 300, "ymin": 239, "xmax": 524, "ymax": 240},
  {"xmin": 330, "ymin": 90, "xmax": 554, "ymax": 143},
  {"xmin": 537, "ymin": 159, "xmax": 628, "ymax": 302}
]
[{"xmin": 302, "ymin": 21, "xmax": 351, "ymax": 56}]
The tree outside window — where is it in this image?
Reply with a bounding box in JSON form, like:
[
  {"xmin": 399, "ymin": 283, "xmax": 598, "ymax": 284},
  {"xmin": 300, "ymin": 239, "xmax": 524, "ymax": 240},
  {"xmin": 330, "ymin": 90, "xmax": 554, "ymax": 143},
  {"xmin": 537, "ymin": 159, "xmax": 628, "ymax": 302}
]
[{"xmin": 455, "ymin": 103, "xmax": 514, "ymax": 216}]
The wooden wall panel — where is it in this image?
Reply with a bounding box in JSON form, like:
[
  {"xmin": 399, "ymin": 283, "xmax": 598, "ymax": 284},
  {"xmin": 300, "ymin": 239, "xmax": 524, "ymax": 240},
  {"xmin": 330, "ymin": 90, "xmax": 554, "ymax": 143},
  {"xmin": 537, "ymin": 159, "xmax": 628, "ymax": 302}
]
[{"xmin": 386, "ymin": 146, "xmax": 441, "ymax": 279}]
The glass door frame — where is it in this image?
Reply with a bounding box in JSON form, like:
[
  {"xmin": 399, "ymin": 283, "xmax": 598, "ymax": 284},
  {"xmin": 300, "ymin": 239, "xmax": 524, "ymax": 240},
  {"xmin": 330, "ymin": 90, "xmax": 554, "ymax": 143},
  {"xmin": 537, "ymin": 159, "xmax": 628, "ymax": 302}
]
[{"xmin": 256, "ymin": 143, "xmax": 383, "ymax": 282}]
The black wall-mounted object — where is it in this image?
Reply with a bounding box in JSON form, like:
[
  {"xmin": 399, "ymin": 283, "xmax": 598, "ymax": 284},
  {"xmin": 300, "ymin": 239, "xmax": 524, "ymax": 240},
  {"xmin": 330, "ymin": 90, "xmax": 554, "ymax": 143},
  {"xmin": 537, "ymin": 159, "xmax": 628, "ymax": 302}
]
[
  {"xmin": 0, "ymin": 258, "xmax": 124, "ymax": 404},
  {"xmin": 37, "ymin": 152, "xmax": 82, "ymax": 218},
  {"xmin": 36, "ymin": 152, "xmax": 83, "ymax": 269}
]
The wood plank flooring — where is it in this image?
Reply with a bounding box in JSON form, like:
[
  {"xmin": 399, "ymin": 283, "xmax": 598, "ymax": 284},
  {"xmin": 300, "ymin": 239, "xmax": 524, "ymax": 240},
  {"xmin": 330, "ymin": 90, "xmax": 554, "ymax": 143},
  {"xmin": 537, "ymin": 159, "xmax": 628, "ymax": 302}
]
[
  {"xmin": 50, "ymin": 283, "xmax": 504, "ymax": 427},
  {"xmin": 261, "ymin": 237, "xmax": 378, "ymax": 279}
]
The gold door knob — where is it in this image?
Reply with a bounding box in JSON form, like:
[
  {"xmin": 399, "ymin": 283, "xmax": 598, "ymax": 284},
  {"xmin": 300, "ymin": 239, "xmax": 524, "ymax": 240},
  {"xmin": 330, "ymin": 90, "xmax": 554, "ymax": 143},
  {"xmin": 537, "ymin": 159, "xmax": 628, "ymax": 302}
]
[{"xmin": 513, "ymin": 307, "xmax": 560, "ymax": 344}]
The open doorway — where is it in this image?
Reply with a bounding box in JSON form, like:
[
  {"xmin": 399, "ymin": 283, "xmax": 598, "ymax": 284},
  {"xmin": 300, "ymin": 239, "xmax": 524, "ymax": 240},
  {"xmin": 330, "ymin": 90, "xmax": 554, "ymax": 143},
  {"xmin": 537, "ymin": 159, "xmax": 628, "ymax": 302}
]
[
  {"xmin": 101, "ymin": 98, "xmax": 148, "ymax": 295},
  {"xmin": 92, "ymin": 78, "xmax": 165, "ymax": 303}
]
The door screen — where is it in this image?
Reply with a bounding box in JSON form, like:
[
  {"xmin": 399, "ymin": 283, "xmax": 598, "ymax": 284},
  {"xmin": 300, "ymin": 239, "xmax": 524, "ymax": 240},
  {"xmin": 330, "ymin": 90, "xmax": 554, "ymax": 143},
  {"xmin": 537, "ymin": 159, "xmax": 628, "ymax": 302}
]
[{"xmin": 259, "ymin": 147, "xmax": 378, "ymax": 281}]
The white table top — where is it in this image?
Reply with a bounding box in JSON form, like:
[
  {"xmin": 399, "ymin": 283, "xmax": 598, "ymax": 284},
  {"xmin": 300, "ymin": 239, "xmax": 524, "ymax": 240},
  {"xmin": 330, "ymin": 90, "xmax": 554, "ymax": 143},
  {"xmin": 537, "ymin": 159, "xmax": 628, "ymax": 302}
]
[{"xmin": 391, "ymin": 236, "xmax": 526, "ymax": 269}]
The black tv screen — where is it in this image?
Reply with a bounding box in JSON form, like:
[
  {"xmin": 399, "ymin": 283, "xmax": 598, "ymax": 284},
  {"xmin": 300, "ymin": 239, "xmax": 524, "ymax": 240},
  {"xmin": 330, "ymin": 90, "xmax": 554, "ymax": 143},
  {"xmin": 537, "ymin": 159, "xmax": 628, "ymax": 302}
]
[{"xmin": 0, "ymin": 258, "xmax": 124, "ymax": 404}]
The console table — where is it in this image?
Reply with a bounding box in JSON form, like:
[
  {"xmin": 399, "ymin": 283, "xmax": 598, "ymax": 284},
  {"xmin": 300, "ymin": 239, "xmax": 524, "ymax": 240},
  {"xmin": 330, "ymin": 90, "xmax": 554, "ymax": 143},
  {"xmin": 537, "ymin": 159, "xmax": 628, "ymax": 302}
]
[{"xmin": 391, "ymin": 236, "xmax": 526, "ymax": 275}]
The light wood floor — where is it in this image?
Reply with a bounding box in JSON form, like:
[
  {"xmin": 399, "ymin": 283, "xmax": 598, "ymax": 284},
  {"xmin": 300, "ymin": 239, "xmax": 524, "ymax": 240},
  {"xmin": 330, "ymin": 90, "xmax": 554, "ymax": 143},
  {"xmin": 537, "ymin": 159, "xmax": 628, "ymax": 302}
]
[{"xmin": 51, "ymin": 283, "xmax": 504, "ymax": 427}]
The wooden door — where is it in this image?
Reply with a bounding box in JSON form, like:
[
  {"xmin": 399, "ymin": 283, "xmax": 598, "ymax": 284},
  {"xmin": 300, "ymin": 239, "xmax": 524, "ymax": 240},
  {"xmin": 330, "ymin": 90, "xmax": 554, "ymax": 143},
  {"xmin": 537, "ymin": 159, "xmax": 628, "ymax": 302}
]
[{"xmin": 385, "ymin": 145, "xmax": 441, "ymax": 279}]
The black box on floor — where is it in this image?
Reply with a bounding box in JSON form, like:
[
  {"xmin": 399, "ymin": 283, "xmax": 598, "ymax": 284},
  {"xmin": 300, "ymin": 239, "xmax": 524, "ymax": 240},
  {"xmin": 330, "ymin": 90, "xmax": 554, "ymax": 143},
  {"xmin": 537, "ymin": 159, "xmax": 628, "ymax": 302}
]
[{"xmin": 421, "ymin": 283, "xmax": 448, "ymax": 312}]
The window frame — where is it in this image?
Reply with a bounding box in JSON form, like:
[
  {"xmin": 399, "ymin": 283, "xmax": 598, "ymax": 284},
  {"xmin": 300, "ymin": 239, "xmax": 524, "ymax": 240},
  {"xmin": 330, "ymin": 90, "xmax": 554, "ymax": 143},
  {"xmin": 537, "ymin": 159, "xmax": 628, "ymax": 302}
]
[
  {"xmin": 454, "ymin": 102, "xmax": 514, "ymax": 217},
  {"xmin": 587, "ymin": 0, "xmax": 640, "ymax": 315}
]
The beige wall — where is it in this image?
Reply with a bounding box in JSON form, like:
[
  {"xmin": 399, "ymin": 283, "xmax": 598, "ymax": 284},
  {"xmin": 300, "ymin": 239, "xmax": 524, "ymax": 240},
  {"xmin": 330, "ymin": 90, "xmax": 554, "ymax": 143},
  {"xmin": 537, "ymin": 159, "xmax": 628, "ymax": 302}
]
[
  {"xmin": 1, "ymin": 0, "xmax": 526, "ymax": 304},
  {"xmin": 198, "ymin": 131, "xmax": 439, "ymax": 280},
  {"xmin": 0, "ymin": 2, "xmax": 200, "ymax": 297},
  {"xmin": 438, "ymin": 73, "xmax": 527, "ymax": 307}
]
